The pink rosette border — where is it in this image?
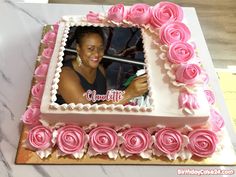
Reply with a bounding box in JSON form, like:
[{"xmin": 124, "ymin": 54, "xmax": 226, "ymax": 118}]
[
  {"xmin": 21, "ymin": 2, "xmax": 224, "ymax": 161},
  {"xmin": 23, "ymin": 123, "xmax": 221, "ymax": 160},
  {"xmin": 21, "ymin": 24, "xmax": 58, "ymax": 129}
]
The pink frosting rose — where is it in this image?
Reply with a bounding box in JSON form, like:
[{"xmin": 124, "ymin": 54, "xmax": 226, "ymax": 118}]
[
  {"xmin": 210, "ymin": 109, "xmax": 224, "ymax": 132},
  {"xmin": 202, "ymin": 71, "xmax": 209, "ymax": 85},
  {"xmin": 178, "ymin": 91, "xmax": 199, "ymax": 110},
  {"xmin": 21, "ymin": 106, "xmax": 40, "ymax": 126},
  {"xmin": 187, "ymin": 129, "xmax": 217, "ymax": 158},
  {"xmin": 27, "ymin": 125, "xmax": 52, "ymax": 150},
  {"xmin": 153, "ymin": 128, "xmax": 183, "ymax": 155},
  {"xmin": 121, "ymin": 128, "xmax": 152, "ymax": 154},
  {"xmin": 41, "ymin": 48, "xmax": 54, "ymax": 64},
  {"xmin": 57, "ymin": 125, "xmax": 86, "ymax": 154},
  {"xmin": 31, "ymin": 81, "xmax": 45, "ymax": 101},
  {"xmin": 86, "ymin": 11, "xmax": 101, "ymax": 23},
  {"xmin": 175, "ymin": 63, "xmax": 201, "ymax": 85},
  {"xmin": 53, "ymin": 23, "xmax": 59, "ymax": 33},
  {"xmin": 30, "ymin": 99, "xmax": 41, "ymax": 108},
  {"xmin": 89, "ymin": 126, "xmax": 118, "ymax": 153},
  {"xmin": 204, "ymin": 89, "xmax": 215, "ymax": 105},
  {"xmin": 34, "ymin": 64, "xmax": 48, "ymax": 81},
  {"xmin": 150, "ymin": 2, "xmax": 183, "ymax": 28},
  {"xmin": 107, "ymin": 3, "xmax": 126, "ymax": 23},
  {"xmin": 159, "ymin": 21, "xmax": 191, "ymax": 45},
  {"xmin": 167, "ymin": 41, "xmax": 194, "ymax": 64},
  {"xmin": 126, "ymin": 3, "xmax": 151, "ymax": 25},
  {"xmin": 41, "ymin": 31, "xmax": 56, "ymax": 48}
]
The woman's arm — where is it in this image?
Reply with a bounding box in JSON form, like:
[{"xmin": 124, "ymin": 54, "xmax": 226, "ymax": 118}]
[{"xmin": 100, "ymin": 74, "xmax": 148, "ymax": 105}]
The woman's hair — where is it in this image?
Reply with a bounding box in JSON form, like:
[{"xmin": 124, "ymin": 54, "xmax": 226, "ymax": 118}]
[{"xmin": 74, "ymin": 26, "xmax": 105, "ymax": 46}]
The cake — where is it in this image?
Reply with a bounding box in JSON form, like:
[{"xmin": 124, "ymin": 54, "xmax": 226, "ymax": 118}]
[{"xmin": 20, "ymin": 2, "xmax": 225, "ymax": 161}]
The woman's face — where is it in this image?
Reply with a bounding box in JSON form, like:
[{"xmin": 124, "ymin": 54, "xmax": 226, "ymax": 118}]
[{"xmin": 77, "ymin": 33, "xmax": 104, "ymax": 69}]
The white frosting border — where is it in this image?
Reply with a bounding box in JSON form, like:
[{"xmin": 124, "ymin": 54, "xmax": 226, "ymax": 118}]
[{"xmin": 48, "ymin": 16, "xmax": 154, "ymax": 112}]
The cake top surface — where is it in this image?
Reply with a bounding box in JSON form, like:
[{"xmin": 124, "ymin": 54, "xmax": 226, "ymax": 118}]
[{"xmin": 39, "ymin": 2, "xmax": 210, "ymax": 118}]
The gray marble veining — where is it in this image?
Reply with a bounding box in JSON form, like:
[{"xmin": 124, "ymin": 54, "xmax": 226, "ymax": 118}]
[
  {"xmin": 33, "ymin": 166, "xmax": 53, "ymax": 177},
  {"xmin": 100, "ymin": 166, "xmax": 110, "ymax": 177},
  {"xmin": 0, "ymin": 1, "xmax": 235, "ymax": 177},
  {"xmin": 0, "ymin": 150, "xmax": 13, "ymax": 177},
  {"xmin": 0, "ymin": 71, "xmax": 12, "ymax": 85},
  {"xmin": 5, "ymin": 0, "xmax": 45, "ymax": 25}
]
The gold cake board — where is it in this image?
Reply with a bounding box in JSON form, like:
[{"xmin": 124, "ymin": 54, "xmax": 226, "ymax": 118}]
[
  {"xmin": 15, "ymin": 26, "xmax": 236, "ymax": 165},
  {"xmin": 15, "ymin": 125, "xmax": 236, "ymax": 165}
]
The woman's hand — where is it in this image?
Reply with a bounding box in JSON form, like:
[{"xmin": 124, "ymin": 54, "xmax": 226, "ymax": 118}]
[{"xmin": 125, "ymin": 74, "xmax": 148, "ymax": 98}]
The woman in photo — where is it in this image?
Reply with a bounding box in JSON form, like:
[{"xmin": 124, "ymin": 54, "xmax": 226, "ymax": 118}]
[{"xmin": 56, "ymin": 26, "xmax": 148, "ymax": 105}]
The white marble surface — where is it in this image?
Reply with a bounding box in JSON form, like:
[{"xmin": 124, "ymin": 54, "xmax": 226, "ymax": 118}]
[{"xmin": 0, "ymin": 1, "xmax": 235, "ymax": 177}]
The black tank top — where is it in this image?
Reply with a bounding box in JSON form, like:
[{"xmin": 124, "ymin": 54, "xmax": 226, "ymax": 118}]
[{"xmin": 56, "ymin": 59, "xmax": 107, "ymax": 104}]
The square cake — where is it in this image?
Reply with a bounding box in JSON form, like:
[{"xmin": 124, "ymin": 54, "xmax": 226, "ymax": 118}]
[{"xmin": 20, "ymin": 2, "xmax": 227, "ymax": 161}]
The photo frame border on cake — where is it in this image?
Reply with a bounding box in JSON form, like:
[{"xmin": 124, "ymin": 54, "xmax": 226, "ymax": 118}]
[{"xmin": 57, "ymin": 25, "xmax": 151, "ymax": 107}]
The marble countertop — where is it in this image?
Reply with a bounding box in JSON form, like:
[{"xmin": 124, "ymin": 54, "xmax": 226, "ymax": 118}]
[{"xmin": 0, "ymin": 1, "xmax": 235, "ymax": 177}]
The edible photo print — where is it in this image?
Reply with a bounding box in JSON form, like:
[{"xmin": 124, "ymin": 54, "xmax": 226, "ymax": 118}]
[{"xmin": 56, "ymin": 26, "xmax": 151, "ymax": 107}]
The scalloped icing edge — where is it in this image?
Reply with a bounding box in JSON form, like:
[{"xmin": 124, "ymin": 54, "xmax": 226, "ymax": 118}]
[{"xmin": 49, "ymin": 16, "xmax": 155, "ymax": 112}]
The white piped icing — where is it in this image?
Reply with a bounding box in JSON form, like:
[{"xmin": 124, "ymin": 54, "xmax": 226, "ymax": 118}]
[
  {"xmin": 75, "ymin": 103, "xmax": 84, "ymax": 111},
  {"xmin": 90, "ymin": 104, "xmax": 98, "ymax": 111},
  {"xmin": 49, "ymin": 103, "xmax": 60, "ymax": 109},
  {"xmin": 47, "ymin": 18, "xmax": 155, "ymax": 112},
  {"xmin": 68, "ymin": 103, "xmax": 76, "ymax": 110}
]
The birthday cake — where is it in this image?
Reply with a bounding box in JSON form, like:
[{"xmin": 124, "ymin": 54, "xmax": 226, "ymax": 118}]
[{"xmin": 21, "ymin": 2, "xmax": 225, "ymax": 161}]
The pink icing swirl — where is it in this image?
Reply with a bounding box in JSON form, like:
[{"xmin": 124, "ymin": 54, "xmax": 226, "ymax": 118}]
[
  {"xmin": 167, "ymin": 41, "xmax": 194, "ymax": 64},
  {"xmin": 153, "ymin": 128, "xmax": 183, "ymax": 155},
  {"xmin": 89, "ymin": 126, "xmax": 118, "ymax": 153},
  {"xmin": 204, "ymin": 89, "xmax": 215, "ymax": 105},
  {"xmin": 86, "ymin": 11, "xmax": 101, "ymax": 23},
  {"xmin": 178, "ymin": 91, "xmax": 199, "ymax": 110},
  {"xmin": 41, "ymin": 31, "xmax": 56, "ymax": 48},
  {"xmin": 34, "ymin": 64, "xmax": 48, "ymax": 81},
  {"xmin": 31, "ymin": 81, "xmax": 45, "ymax": 101},
  {"xmin": 126, "ymin": 3, "xmax": 151, "ymax": 25},
  {"xmin": 210, "ymin": 109, "xmax": 224, "ymax": 132},
  {"xmin": 159, "ymin": 21, "xmax": 191, "ymax": 45},
  {"xmin": 41, "ymin": 48, "xmax": 54, "ymax": 64},
  {"xmin": 121, "ymin": 128, "xmax": 151, "ymax": 154},
  {"xmin": 107, "ymin": 4, "xmax": 126, "ymax": 23},
  {"xmin": 187, "ymin": 129, "xmax": 217, "ymax": 158},
  {"xmin": 202, "ymin": 71, "xmax": 209, "ymax": 85},
  {"xmin": 57, "ymin": 125, "xmax": 86, "ymax": 154},
  {"xmin": 27, "ymin": 125, "xmax": 52, "ymax": 150},
  {"xmin": 53, "ymin": 23, "xmax": 59, "ymax": 33},
  {"xmin": 150, "ymin": 2, "xmax": 183, "ymax": 28},
  {"xmin": 175, "ymin": 63, "xmax": 201, "ymax": 85},
  {"xmin": 30, "ymin": 99, "xmax": 41, "ymax": 108},
  {"xmin": 21, "ymin": 106, "xmax": 40, "ymax": 126}
]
